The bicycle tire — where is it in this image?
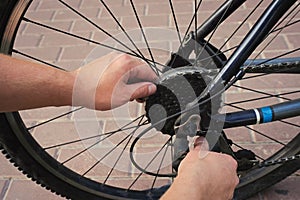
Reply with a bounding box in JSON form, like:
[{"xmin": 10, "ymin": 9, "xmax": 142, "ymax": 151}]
[{"xmin": 0, "ymin": 0, "xmax": 299, "ymax": 199}]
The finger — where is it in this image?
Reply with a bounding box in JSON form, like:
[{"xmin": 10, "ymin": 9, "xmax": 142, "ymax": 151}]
[
  {"xmin": 128, "ymin": 64, "xmax": 158, "ymax": 83},
  {"xmin": 190, "ymin": 136, "xmax": 210, "ymax": 159},
  {"xmin": 111, "ymin": 54, "xmax": 158, "ymax": 83},
  {"xmin": 128, "ymin": 82, "xmax": 157, "ymax": 100}
]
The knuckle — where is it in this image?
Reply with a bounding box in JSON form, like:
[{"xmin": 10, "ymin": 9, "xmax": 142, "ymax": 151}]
[
  {"xmin": 120, "ymin": 53, "xmax": 131, "ymax": 61},
  {"xmin": 223, "ymin": 154, "xmax": 237, "ymax": 165},
  {"xmin": 235, "ymin": 176, "xmax": 240, "ymax": 186},
  {"xmin": 120, "ymin": 54, "xmax": 135, "ymax": 66}
]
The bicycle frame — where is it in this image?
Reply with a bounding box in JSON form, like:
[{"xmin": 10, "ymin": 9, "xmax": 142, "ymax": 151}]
[
  {"xmin": 220, "ymin": 98, "xmax": 300, "ymax": 129},
  {"xmin": 174, "ymin": 0, "xmax": 300, "ymax": 129}
]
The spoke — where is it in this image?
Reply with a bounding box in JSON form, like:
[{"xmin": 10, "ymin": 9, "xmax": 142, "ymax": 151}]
[
  {"xmin": 242, "ymin": 73, "xmax": 268, "ymax": 80},
  {"xmin": 98, "ymin": 0, "xmax": 160, "ymax": 75},
  {"xmin": 60, "ymin": 116, "xmax": 147, "ymax": 164},
  {"xmin": 245, "ymin": 7, "xmax": 300, "ymax": 69},
  {"xmin": 170, "ymin": 136, "xmax": 175, "ymax": 182},
  {"xmin": 44, "ymin": 122, "xmax": 145, "ymax": 150},
  {"xmin": 197, "ymin": 1, "xmax": 233, "ymax": 58},
  {"xmin": 271, "ymin": 3, "xmax": 300, "ymax": 33},
  {"xmin": 182, "ymin": 0, "xmax": 203, "ymax": 42},
  {"xmin": 167, "ymin": 0, "xmax": 203, "ymax": 69},
  {"xmin": 27, "ymin": 107, "xmax": 83, "ymax": 131},
  {"xmin": 232, "ymin": 85, "xmax": 291, "ymax": 101},
  {"xmin": 272, "ymin": 19, "xmax": 300, "ymax": 34},
  {"xmin": 241, "ymin": 47, "xmax": 300, "ymax": 80},
  {"xmin": 129, "ymin": 0, "xmax": 159, "ymax": 75},
  {"xmin": 168, "ymin": 0, "xmax": 182, "ymax": 44},
  {"xmin": 61, "ymin": 132, "xmax": 115, "ymax": 164},
  {"xmin": 58, "ymin": 0, "xmax": 141, "ymax": 58},
  {"xmin": 197, "ymin": 45, "xmax": 238, "ymax": 63},
  {"xmin": 227, "ymin": 90, "xmax": 299, "ymax": 105},
  {"xmin": 225, "ymin": 104, "xmax": 288, "ymax": 146},
  {"xmin": 103, "ymin": 133, "xmax": 134, "ymax": 184},
  {"xmin": 280, "ymin": 119, "xmax": 300, "ymax": 129},
  {"xmin": 128, "ymin": 138, "xmax": 172, "ymax": 190},
  {"xmin": 102, "ymin": 116, "xmax": 145, "ymax": 183},
  {"xmin": 151, "ymin": 141, "xmax": 171, "ymax": 189},
  {"xmin": 22, "ymin": 18, "xmax": 167, "ymax": 70},
  {"xmin": 245, "ymin": 126, "xmax": 286, "ymax": 146},
  {"xmin": 219, "ymin": 0, "xmax": 263, "ymax": 52},
  {"xmin": 226, "ymin": 100, "xmax": 300, "ymax": 130},
  {"xmin": 199, "ymin": 26, "xmax": 298, "ymax": 70},
  {"xmin": 82, "ymin": 131, "xmax": 133, "ymax": 176},
  {"xmin": 194, "ymin": 0, "xmax": 198, "ymax": 51},
  {"xmin": 23, "ymin": 18, "xmax": 134, "ymax": 56},
  {"xmin": 44, "ymin": 115, "xmax": 147, "ymax": 150},
  {"xmin": 201, "ymin": 0, "xmax": 263, "ymax": 67},
  {"xmin": 12, "ymin": 49, "xmax": 65, "ymax": 71}
]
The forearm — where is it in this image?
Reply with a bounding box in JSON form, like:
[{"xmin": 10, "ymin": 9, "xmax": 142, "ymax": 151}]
[{"xmin": 0, "ymin": 54, "xmax": 74, "ymax": 112}]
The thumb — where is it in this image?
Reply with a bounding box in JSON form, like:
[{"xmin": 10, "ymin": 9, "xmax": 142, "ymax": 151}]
[
  {"xmin": 191, "ymin": 136, "xmax": 209, "ymax": 159},
  {"xmin": 129, "ymin": 82, "xmax": 157, "ymax": 100}
]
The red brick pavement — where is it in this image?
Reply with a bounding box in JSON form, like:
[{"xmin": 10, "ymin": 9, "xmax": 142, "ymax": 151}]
[{"xmin": 1, "ymin": 0, "xmax": 300, "ymax": 199}]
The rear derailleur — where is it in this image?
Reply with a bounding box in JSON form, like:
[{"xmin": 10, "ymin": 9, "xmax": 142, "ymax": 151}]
[{"xmin": 171, "ymin": 114, "xmax": 259, "ymax": 172}]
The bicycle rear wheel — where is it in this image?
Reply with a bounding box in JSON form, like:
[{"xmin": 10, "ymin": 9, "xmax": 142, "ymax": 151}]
[{"xmin": 0, "ymin": 0, "xmax": 299, "ymax": 199}]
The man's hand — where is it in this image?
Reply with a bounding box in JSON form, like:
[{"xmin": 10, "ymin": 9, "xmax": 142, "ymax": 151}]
[
  {"xmin": 161, "ymin": 137, "xmax": 239, "ymax": 200},
  {"xmin": 72, "ymin": 53, "xmax": 157, "ymax": 110},
  {"xmin": 0, "ymin": 53, "xmax": 157, "ymax": 112}
]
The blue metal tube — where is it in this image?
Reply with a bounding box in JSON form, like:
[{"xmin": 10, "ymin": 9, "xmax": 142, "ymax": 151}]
[{"xmin": 217, "ymin": 98, "xmax": 300, "ymax": 129}]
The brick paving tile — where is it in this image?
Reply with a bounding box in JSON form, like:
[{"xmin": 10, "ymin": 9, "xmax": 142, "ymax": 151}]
[
  {"xmin": 100, "ymin": 4, "xmax": 145, "ymax": 18},
  {"xmin": 5, "ymin": 180, "xmax": 63, "ymax": 200},
  {"xmin": 38, "ymin": 0, "xmax": 81, "ymax": 10},
  {"xmin": 14, "ymin": 35, "xmax": 42, "ymax": 48},
  {"xmin": 53, "ymin": 9, "xmax": 81, "ymax": 21},
  {"xmin": 53, "ymin": 60, "xmax": 83, "ymax": 71},
  {"xmin": 0, "ymin": 180, "xmax": 6, "ymax": 198},
  {"xmin": 121, "ymin": 15, "xmax": 170, "ymax": 28},
  {"xmin": 0, "ymin": 153, "xmax": 64, "ymax": 200},
  {"xmin": 80, "ymin": 0, "xmax": 124, "ymax": 8},
  {"xmin": 0, "ymin": 154, "xmax": 24, "ymax": 178},
  {"xmin": 20, "ymin": 106, "xmax": 72, "ymax": 121},
  {"xmin": 146, "ymin": 2, "xmax": 194, "ymax": 15},
  {"xmin": 41, "ymin": 33, "xmax": 90, "ymax": 47},
  {"xmin": 60, "ymin": 45, "xmax": 95, "ymax": 60},
  {"xmin": 240, "ymin": 73, "xmax": 300, "ymax": 90},
  {"xmin": 252, "ymin": 121, "xmax": 299, "ymax": 142},
  {"xmin": 32, "ymin": 121, "xmax": 80, "ymax": 147},
  {"xmin": 224, "ymin": 127, "xmax": 252, "ymax": 143},
  {"xmin": 14, "ymin": 46, "xmax": 62, "ymax": 63},
  {"xmin": 24, "ymin": 21, "xmax": 73, "ymax": 35},
  {"xmin": 25, "ymin": 10, "xmax": 55, "ymax": 22}
]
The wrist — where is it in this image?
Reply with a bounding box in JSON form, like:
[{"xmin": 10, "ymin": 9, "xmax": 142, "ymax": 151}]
[{"xmin": 54, "ymin": 70, "xmax": 76, "ymax": 107}]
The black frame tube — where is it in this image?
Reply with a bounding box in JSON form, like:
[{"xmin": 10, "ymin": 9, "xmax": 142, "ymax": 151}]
[
  {"xmin": 200, "ymin": 0, "xmax": 297, "ymax": 97},
  {"xmin": 196, "ymin": 0, "xmax": 247, "ymax": 40}
]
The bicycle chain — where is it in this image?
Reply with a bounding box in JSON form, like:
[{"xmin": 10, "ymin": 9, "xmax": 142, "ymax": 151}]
[
  {"xmin": 242, "ymin": 61, "xmax": 300, "ymax": 168},
  {"xmin": 258, "ymin": 154, "xmax": 300, "ymax": 168},
  {"xmin": 245, "ymin": 60, "xmax": 300, "ymax": 73}
]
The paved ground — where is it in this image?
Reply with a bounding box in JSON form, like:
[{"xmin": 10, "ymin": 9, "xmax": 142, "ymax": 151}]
[{"xmin": 1, "ymin": 0, "xmax": 299, "ymax": 199}]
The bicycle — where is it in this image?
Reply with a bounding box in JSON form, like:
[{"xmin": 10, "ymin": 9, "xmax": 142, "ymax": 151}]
[{"xmin": 0, "ymin": 0, "xmax": 299, "ymax": 199}]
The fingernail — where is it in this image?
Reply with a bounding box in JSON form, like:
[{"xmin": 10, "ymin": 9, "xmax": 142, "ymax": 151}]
[{"xmin": 148, "ymin": 84, "xmax": 156, "ymax": 94}]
